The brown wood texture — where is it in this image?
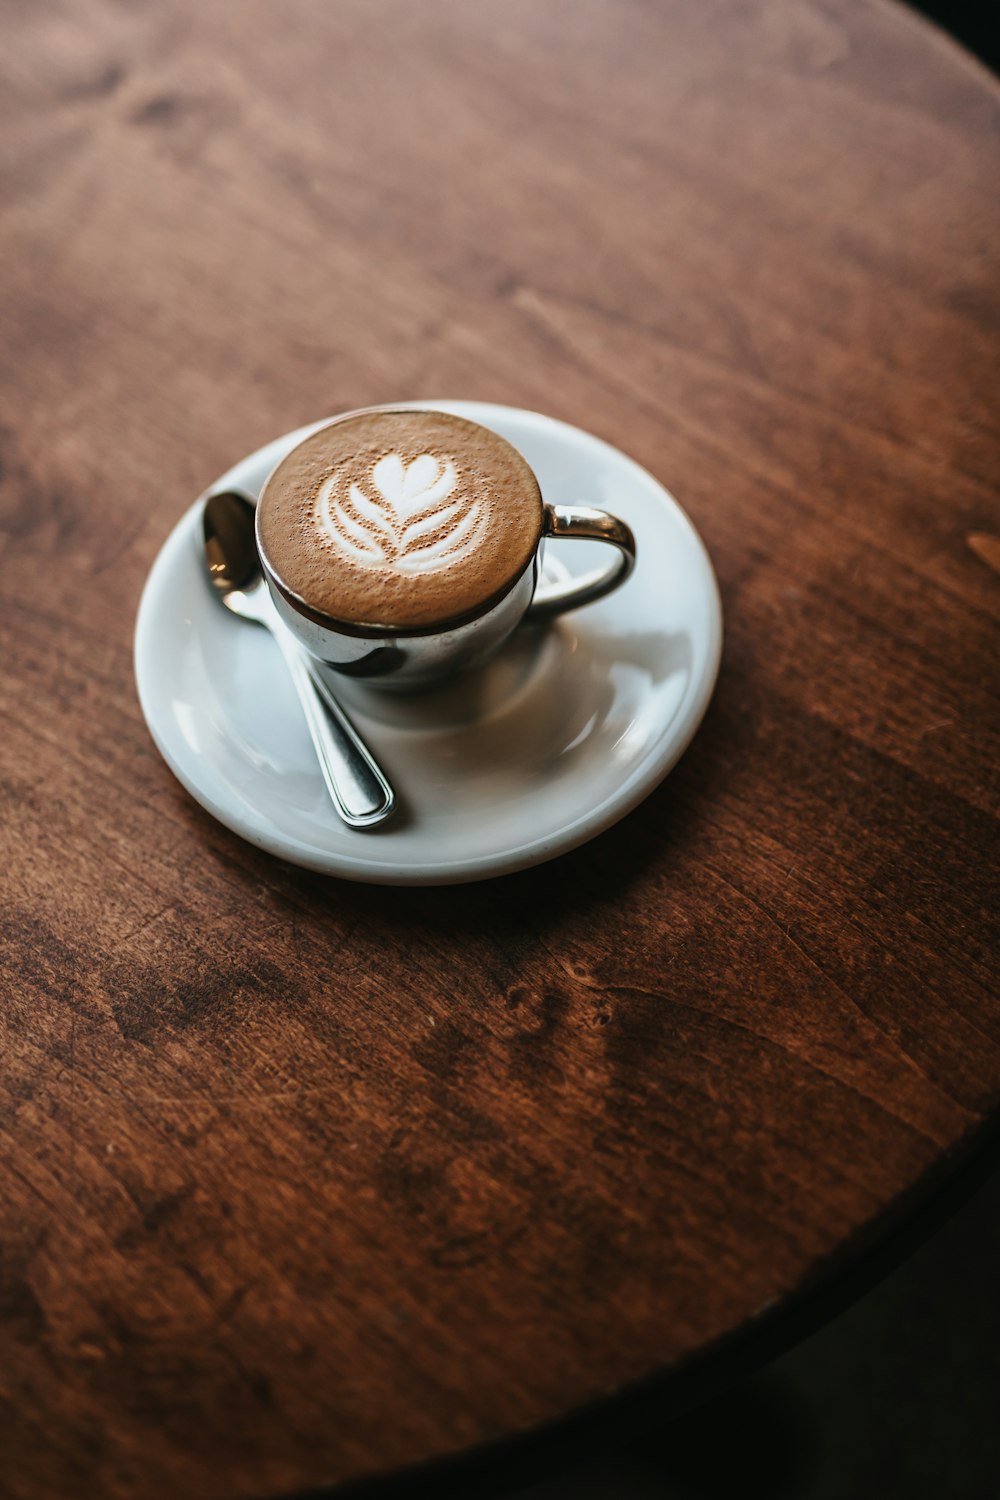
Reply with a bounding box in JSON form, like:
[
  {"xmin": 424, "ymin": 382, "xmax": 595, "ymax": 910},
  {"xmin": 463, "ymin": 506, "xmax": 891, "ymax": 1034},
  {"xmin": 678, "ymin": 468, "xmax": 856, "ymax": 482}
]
[{"xmin": 2, "ymin": 1, "xmax": 999, "ymax": 1496}]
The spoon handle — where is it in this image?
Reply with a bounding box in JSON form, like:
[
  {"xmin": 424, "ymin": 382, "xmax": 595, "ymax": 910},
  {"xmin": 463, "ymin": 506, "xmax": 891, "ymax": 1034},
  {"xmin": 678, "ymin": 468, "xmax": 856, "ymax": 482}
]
[{"xmin": 272, "ymin": 626, "xmax": 396, "ymax": 828}]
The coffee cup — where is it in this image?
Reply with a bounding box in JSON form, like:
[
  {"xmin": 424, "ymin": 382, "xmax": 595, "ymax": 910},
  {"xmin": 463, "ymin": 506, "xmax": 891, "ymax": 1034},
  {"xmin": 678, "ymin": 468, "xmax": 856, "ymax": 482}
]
[{"xmin": 255, "ymin": 406, "xmax": 636, "ymax": 690}]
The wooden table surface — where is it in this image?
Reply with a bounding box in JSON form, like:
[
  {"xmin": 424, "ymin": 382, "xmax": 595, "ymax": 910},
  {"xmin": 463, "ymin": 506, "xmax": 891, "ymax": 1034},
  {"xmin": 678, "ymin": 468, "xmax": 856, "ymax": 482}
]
[{"xmin": 2, "ymin": 2, "xmax": 999, "ymax": 1497}]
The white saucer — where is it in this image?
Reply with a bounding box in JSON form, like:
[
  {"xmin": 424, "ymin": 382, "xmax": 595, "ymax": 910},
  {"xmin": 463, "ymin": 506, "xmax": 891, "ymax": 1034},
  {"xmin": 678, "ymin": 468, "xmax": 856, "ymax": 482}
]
[{"xmin": 134, "ymin": 402, "xmax": 722, "ymax": 884}]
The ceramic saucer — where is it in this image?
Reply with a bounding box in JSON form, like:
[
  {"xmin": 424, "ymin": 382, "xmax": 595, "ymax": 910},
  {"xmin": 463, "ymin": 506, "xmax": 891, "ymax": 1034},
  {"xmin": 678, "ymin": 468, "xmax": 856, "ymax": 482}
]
[{"xmin": 134, "ymin": 401, "xmax": 722, "ymax": 884}]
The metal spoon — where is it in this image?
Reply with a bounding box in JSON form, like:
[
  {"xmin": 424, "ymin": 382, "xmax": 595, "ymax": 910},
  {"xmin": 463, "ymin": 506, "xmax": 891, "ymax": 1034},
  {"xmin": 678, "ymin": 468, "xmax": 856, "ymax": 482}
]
[{"xmin": 202, "ymin": 489, "xmax": 396, "ymax": 828}]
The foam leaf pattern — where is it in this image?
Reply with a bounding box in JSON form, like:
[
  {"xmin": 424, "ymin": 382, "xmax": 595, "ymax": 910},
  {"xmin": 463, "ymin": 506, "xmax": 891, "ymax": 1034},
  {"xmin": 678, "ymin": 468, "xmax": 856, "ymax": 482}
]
[{"xmin": 314, "ymin": 452, "xmax": 488, "ymax": 574}]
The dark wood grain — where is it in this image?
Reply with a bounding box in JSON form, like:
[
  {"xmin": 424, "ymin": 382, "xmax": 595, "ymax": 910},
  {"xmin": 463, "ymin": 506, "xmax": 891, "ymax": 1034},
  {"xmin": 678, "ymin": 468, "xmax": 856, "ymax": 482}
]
[{"xmin": 1, "ymin": 1, "xmax": 999, "ymax": 1496}]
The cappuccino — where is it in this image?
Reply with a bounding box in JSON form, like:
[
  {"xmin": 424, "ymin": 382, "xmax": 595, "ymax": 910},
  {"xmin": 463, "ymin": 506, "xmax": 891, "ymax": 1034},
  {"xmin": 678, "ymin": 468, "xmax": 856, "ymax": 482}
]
[{"xmin": 257, "ymin": 409, "xmax": 543, "ymax": 631}]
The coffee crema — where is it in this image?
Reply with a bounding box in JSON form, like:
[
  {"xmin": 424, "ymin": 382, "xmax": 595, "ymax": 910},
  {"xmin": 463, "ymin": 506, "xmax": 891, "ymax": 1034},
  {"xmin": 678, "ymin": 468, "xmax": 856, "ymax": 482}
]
[{"xmin": 256, "ymin": 409, "xmax": 543, "ymax": 630}]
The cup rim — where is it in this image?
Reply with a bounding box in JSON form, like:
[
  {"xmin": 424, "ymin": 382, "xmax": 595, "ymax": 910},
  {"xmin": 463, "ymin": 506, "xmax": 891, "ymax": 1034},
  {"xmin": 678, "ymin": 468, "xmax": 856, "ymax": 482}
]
[
  {"xmin": 264, "ymin": 552, "xmax": 538, "ymax": 640},
  {"xmin": 255, "ymin": 404, "xmax": 543, "ymax": 638}
]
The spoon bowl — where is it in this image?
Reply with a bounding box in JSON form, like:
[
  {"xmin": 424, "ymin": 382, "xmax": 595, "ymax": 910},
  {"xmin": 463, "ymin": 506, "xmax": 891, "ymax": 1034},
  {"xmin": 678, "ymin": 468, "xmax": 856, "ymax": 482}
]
[{"xmin": 202, "ymin": 489, "xmax": 396, "ymax": 829}]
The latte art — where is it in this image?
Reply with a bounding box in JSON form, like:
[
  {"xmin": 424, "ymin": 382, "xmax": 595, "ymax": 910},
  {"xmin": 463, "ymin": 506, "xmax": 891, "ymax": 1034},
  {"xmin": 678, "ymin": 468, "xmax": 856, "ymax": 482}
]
[
  {"xmin": 256, "ymin": 408, "xmax": 543, "ymax": 630},
  {"xmin": 314, "ymin": 452, "xmax": 489, "ymax": 574}
]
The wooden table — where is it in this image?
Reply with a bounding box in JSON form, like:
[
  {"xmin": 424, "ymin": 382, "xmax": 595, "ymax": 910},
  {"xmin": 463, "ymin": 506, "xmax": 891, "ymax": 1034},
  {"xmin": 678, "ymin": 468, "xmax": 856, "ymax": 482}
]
[{"xmin": 2, "ymin": 2, "xmax": 998, "ymax": 1496}]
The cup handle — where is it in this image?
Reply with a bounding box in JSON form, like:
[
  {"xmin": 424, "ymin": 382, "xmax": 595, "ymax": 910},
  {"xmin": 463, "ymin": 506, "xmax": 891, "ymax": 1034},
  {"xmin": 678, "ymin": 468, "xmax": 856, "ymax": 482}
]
[{"xmin": 526, "ymin": 503, "xmax": 637, "ymax": 620}]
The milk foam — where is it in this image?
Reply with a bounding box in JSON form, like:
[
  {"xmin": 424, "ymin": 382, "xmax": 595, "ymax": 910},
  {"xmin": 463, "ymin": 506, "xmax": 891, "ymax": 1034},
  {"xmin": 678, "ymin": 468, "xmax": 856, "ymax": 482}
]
[
  {"xmin": 314, "ymin": 452, "xmax": 489, "ymax": 574},
  {"xmin": 256, "ymin": 409, "xmax": 543, "ymax": 630}
]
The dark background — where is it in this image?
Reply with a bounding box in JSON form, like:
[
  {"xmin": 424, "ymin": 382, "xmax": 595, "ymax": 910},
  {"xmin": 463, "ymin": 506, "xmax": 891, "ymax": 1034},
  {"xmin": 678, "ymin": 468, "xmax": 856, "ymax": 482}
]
[
  {"xmin": 910, "ymin": 1, "xmax": 1000, "ymax": 72},
  {"xmin": 514, "ymin": 1166, "xmax": 1000, "ymax": 1500},
  {"xmin": 510, "ymin": 8, "xmax": 1000, "ymax": 1498}
]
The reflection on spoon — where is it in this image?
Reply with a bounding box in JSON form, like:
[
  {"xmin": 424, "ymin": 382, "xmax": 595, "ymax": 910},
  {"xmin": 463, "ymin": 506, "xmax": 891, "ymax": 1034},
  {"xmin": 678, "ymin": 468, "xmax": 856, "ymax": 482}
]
[{"xmin": 202, "ymin": 489, "xmax": 396, "ymax": 830}]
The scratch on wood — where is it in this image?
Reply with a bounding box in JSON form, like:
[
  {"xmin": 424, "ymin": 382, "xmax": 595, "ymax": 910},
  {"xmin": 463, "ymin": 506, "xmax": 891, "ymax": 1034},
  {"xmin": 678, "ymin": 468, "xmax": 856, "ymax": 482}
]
[{"xmin": 118, "ymin": 903, "xmax": 176, "ymax": 946}]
